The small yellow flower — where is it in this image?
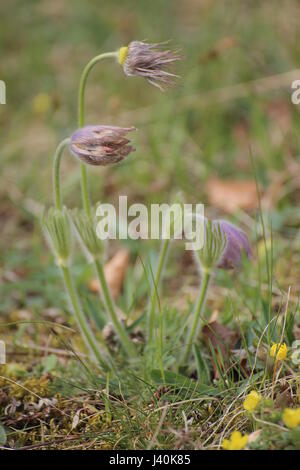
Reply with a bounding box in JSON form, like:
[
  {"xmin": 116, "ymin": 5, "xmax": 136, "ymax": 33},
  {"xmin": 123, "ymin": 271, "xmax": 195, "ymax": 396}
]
[
  {"xmin": 243, "ymin": 390, "xmax": 261, "ymax": 412},
  {"xmin": 222, "ymin": 431, "xmax": 248, "ymax": 450},
  {"xmin": 282, "ymin": 408, "xmax": 300, "ymax": 429},
  {"xmin": 270, "ymin": 343, "xmax": 288, "ymax": 361},
  {"xmin": 32, "ymin": 93, "xmax": 51, "ymax": 114}
]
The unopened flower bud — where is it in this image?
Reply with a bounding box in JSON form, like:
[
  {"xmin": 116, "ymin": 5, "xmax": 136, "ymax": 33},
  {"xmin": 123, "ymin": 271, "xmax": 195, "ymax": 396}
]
[
  {"xmin": 118, "ymin": 41, "xmax": 181, "ymax": 91},
  {"xmin": 70, "ymin": 125, "xmax": 136, "ymax": 166},
  {"xmin": 41, "ymin": 207, "xmax": 72, "ymax": 267},
  {"xmin": 214, "ymin": 220, "xmax": 251, "ymax": 269}
]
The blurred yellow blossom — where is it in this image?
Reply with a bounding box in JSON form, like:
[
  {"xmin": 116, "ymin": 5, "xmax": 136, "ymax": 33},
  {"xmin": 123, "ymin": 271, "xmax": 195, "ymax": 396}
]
[
  {"xmin": 32, "ymin": 93, "xmax": 51, "ymax": 114},
  {"xmin": 270, "ymin": 343, "xmax": 287, "ymax": 361},
  {"xmin": 282, "ymin": 408, "xmax": 300, "ymax": 429},
  {"xmin": 222, "ymin": 431, "xmax": 248, "ymax": 450},
  {"xmin": 243, "ymin": 390, "xmax": 261, "ymax": 412}
]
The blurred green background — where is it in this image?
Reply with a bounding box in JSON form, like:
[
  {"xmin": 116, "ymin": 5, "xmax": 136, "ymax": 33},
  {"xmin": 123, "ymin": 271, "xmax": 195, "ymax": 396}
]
[{"xmin": 1, "ymin": 0, "xmax": 299, "ymax": 306}]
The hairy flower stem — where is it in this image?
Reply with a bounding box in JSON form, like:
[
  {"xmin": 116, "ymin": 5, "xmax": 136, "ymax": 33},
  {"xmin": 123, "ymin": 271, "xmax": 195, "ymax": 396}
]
[
  {"xmin": 53, "ymin": 138, "xmax": 71, "ymax": 210},
  {"xmin": 147, "ymin": 239, "xmax": 170, "ymax": 343},
  {"xmin": 61, "ymin": 265, "xmax": 111, "ymax": 370},
  {"xmin": 52, "ymin": 141, "xmax": 114, "ymax": 369},
  {"xmin": 94, "ymin": 258, "xmax": 136, "ymax": 357},
  {"xmin": 182, "ymin": 270, "xmax": 211, "ymax": 364},
  {"xmin": 76, "ymin": 51, "xmax": 135, "ymax": 358},
  {"xmin": 77, "ymin": 51, "xmax": 118, "ymax": 217}
]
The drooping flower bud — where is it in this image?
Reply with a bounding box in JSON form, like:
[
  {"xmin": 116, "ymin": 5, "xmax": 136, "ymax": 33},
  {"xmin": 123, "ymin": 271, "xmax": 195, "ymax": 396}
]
[
  {"xmin": 70, "ymin": 125, "xmax": 136, "ymax": 166},
  {"xmin": 194, "ymin": 218, "xmax": 227, "ymax": 272},
  {"xmin": 118, "ymin": 41, "xmax": 181, "ymax": 91},
  {"xmin": 213, "ymin": 220, "xmax": 252, "ymax": 269},
  {"xmin": 41, "ymin": 207, "xmax": 72, "ymax": 267}
]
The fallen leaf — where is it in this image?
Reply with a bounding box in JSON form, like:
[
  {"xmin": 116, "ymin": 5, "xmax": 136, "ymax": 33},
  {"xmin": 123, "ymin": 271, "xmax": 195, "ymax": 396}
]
[
  {"xmin": 248, "ymin": 429, "xmax": 262, "ymax": 444},
  {"xmin": 89, "ymin": 249, "xmax": 130, "ymax": 299},
  {"xmin": 206, "ymin": 177, "xmax": 258, "ymax": 213},
  {"xmin": 71, "ymin": 409, "xmax": 81, "ymax": 430}
]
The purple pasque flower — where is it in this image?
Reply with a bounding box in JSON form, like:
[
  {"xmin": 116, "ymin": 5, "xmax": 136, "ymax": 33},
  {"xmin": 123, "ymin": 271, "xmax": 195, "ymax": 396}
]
[
  {"xmin": 70, "ymin": 125, "xmax": 136, "ymax": 166},
  {"xmin": 119, "ymin": 41, "xmax": 181, "ymax": 91},
  {"xmin": 214, "ymin": 219, "xmax": 252, "ymax": 269}
]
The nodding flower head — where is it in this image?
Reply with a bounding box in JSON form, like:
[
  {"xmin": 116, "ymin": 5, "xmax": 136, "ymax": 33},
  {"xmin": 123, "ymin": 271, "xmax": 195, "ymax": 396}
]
[
  {"xmin": 118, "ymin": 41, "xmax": 181, "ymax": 91},
  {"xmin": 70, "ymin": 125, "xmax": 136, "ymax": 166},
  {"xmin": 214, "ymin": 220, "xmax": 252, "ymax": 270}
]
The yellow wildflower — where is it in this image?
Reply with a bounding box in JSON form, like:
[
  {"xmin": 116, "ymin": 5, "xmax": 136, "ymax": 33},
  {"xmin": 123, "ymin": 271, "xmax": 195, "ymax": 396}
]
[
  {"xmin": 270, "ymin": 343, "xmax": 288, "ymax": 361},
  {"xmin": 282, "ymin": 408, "xmax": 300, "ymax": 429},
  {"xmin": 243, "ymin": 390, "xmax": 261, "ymax": 412},
  {"xmin": 222, "ymin": 431, "xmax": 248, "ymax": 450},
  {"xmin": 32, "ymin": 93, "xmax": 51, "ymax": 114}
]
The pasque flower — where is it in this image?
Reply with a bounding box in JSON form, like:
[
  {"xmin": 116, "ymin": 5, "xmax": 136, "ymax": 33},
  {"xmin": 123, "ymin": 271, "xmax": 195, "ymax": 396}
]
[
  {"xmin": 183, "ymin": 218, "xmax": 251, "ymax": 364},
  {"xmin": 243, "ymin": 390, "xmax": 261, "ymax": 412},
  {"xmin": 270, "ymin": 342, "xmax": 288, "ymax": 361},
  {"xmin": 70, "ymin": 125, "xmax": 136, "ymax": 166},
  {"xmin": 214, "ymin": 220, "xmax": 252, "ymax": 269},
  {"xmin": 282, "ymin": 408, "xmax": 300, "ymax": 429},
  {"xmin": 118, "ymin": 41, "xmax": 181, "ymax": 90},
  {"xmin": 222, "ymin": 431, "xmax": 248, "ymax": 450},
  {"xmin": 193, "ymin": 217, "xmax": 251, "ymax": 272}
]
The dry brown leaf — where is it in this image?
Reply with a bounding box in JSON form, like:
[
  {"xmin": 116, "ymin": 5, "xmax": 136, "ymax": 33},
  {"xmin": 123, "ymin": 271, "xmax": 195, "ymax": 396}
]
[
  {"xmin": 71, "ymin": 409, "xmax": 81, "ymax": 430},
  {"xmin": 89, "ymin": 249, "xmax": 130, "ymax": 299},
  {"xmin": 206, "ymin": 177, "xmax": 258, "ymax": 213},
  {"xmin": 248, "ymin": 429, "xmax": 262, "ymax": 444}
]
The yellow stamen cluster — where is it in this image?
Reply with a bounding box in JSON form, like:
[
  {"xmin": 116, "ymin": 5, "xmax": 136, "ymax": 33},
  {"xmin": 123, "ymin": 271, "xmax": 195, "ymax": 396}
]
[
  {"xmin": 118, "ymin": 46, "xmax": 129, "ymax": 66},
  {"xmin": 222, "ymin": 431, "xmax": 248, "ymax": 450}
]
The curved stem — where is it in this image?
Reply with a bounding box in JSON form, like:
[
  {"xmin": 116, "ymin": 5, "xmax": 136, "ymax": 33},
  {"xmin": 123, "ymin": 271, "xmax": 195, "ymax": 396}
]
[
  {"xmin": 61, "ymin": 265, "xmax": 112, "ymax": 370},
  {"xmin": 147, "ymin": 239, "xmax": 170, "ymax": 343},
  {"xmin": 94, "ymin": 258, "xmax": 136, "ymax": 357},
  {"xmin": 77, "ymin": 52, "xmax": 118, "ymax": 217},
  {"xmin": 53, "ymin": 138, "xmax": 71, "ymax": 210},
  {"xmin": 80, "ymin": 165, "xmax": 91, "ymax": 217},
  {"xmin": 182, "ymin": 270, "xmax": 211, "ymax": 364}
]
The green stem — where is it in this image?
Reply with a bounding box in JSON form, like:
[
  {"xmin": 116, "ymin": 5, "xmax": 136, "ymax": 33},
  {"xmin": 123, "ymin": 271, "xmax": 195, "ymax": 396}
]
[
  {"xmin": 61, "ymin": 265, "xmax": 111, "ymax": 370},
  {"xmin": 147, "ymin": 239, "xmax": 170, "ymax": 343},
  {"xmin": 182, "ymin": 270, "xmax": 211, "ymax": 364},
  {"xmin": 53, "ymin": 138, "xmax": 71, "ymax": 210},
  {"xmin": 77, "ymin": 51, "xmax": 118, "ymax": 217},
  {"xmin": 94, "ymin": 258, "xmax": 136, "ymax": 357}
]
